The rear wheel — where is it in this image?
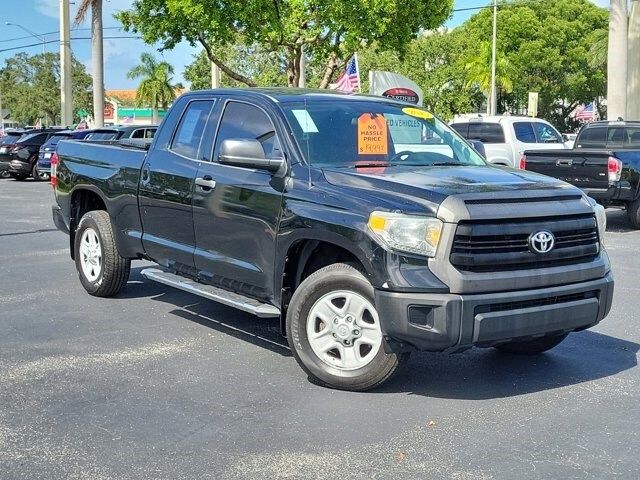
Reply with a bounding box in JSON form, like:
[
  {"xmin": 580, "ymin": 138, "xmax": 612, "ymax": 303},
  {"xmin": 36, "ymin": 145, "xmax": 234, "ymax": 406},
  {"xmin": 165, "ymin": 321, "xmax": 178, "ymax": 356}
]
[
  {"xmin": 74, "ymin": 210, "xmax": 131, "ymax": 297},
  {"xmin": 0, "ymin": 170, "xmax": 10, "ymax": 179},
  {"xmin": 286, "ymin": 263, "xmax": 408, "ymax": 391},
  {"xmin": 32, "ymin": 162, "xmax": 49, "ymax": 182},
  {"xmin": 627, "ymin": 198, "xmax": 640, "ymax": 229},
  {"xmin": 494, "ymin": 333, "xmax": 569, "ymax": 355}
]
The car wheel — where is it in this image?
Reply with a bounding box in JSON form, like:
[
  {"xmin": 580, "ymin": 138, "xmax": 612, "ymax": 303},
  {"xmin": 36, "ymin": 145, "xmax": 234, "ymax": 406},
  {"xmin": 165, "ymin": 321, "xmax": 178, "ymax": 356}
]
[
  {"xmin": 0, "ymin": 170, "xmax": 10, "ymax": 179},
  {"xmin": 32, "ymin": 162, "xmax": 49, "ymax": 182},
  {"xmin": 494, "ymin": 333, "xmax": 569, "ymax": 355},
  {"xmin": 627, "ymin": 198, "xmax": 640, "ymax": 229},
  {"xmin": 286, "ymin": 263, "xmax": 409, "ymax": 391},
  {"xmin": 74, "ymin": 210, "xmax": 131, "ymax": 297}
]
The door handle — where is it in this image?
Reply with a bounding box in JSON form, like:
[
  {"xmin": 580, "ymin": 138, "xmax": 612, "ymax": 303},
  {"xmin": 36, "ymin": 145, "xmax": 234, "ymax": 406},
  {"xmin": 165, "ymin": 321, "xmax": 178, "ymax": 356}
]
[
  {"xmin": 195, "ymin": 176, "xmax": 216, "ymax": 190},
  {"xmin": 556, "ymin": 159, "xmax": 573, "ymax": 166}
]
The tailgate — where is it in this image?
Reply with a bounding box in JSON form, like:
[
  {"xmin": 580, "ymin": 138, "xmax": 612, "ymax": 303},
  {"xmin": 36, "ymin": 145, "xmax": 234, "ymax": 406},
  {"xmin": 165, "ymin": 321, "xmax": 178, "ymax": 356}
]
[{"xmin": 524, "ymin": 149, "xmax": 610, "ymax": 190}]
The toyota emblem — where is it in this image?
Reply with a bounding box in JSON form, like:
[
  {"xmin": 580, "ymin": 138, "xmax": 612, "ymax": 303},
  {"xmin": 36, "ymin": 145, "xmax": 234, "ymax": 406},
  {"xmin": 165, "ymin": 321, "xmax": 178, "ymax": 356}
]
[{"xmin": 529, "ymin": 230, "xmax": 555, "ymax": 254}]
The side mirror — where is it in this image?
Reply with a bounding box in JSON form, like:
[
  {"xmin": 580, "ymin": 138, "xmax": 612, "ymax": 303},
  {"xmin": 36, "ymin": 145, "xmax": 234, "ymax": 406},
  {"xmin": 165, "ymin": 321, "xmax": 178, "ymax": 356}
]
[
  {"xmin": 219, "ymin": 138, "xmax": 286, "ymax": 174},
  {"xmin": 468, "ymin": 139, "xmax": 486, "ymax": 159}
]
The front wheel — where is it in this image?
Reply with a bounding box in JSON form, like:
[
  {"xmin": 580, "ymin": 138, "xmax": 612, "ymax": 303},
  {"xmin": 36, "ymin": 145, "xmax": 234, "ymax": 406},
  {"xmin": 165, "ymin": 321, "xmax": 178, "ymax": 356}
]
[
  {"xmin": 494, "ymin": 333, "xmax": 569, "ymax": 355},
  {"xmin": 286, "ymin": 263, "xmax": 408, "ymax": 391},
  {"xmin": 74, "ymin": 210, "xmax": 131, "ymax": 297}
]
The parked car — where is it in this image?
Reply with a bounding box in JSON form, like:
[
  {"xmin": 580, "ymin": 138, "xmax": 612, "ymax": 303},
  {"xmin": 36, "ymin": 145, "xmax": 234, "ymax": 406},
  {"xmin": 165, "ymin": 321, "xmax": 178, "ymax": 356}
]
[
  {"xmin": 84, "ymin": 124, "xmax": 157, "ymax": 141},
  {"xmin": 0, "ymin": 130, "xmax": 26, "ymax": 178},
  {"xmin": 52, "ymin": 89, "xmax": 613, "ymax": 391},
  {"xmin": 522, "ymin": 120, "xmax": 640, "ymax": 228},
  {"xmin": 1, "ymin": 128, "xmax": 65, "ymax": 180},
  {"xmin": 450, "ymin": 115, "xmax": 568, "ymax": 168},
  {"xmin": 36, "ymin": 129, "xmax": 98, "ymax": 178}
]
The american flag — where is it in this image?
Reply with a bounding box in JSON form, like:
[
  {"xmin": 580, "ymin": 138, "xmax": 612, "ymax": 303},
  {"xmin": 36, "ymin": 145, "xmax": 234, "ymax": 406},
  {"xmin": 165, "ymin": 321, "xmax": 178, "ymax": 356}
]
[
  {"xmin": 575, "ymin": 103, "xmax": 596, "ymax": 121},
  {"xmin": 334, "ymin": 55, "xmax": 360, "ymax": 93}
]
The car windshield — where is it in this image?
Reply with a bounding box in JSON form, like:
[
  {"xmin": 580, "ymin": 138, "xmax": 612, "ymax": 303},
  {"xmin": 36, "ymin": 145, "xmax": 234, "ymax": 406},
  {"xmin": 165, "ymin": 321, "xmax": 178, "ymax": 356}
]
[{"xmin": 281, "ymin": 100, "xmax": 486, "ymax": 168}]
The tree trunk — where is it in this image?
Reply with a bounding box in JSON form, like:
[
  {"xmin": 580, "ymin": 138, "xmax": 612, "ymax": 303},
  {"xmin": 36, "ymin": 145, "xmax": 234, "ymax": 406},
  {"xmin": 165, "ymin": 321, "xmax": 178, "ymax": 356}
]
[
  {"xmin": 318, "ymin": 54, "xmax": 339, "ymax": 89},
  {"xmin": 608, "ymin": 0, "xmax": 628, "ymax": 120},
  {"xmin": 628, "ymin": 0, "xmax": 640, "ymax": 119},
  {"xmin": 92, "ymin": 0, "xmax": 104, "ymax": 127},
  {"xmin": 152, "ymin": 106, "xmax": 159, "ymax": 125},
  {"xmin": 286, "ymin": 46, "xmax": 302, "ymax": 87}
]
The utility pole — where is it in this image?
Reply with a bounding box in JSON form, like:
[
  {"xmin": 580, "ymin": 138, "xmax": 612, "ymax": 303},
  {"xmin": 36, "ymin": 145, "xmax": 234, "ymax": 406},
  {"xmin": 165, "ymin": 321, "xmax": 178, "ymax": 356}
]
[
  {"xmin": 488, "ymin": 0, "xmax": 498, "ymax": 115},
  {"xmin": 211, "ymin": 61, "xmax": 220, "ymax": 89},
  {"xmin": 608, "ymin": 0, "xmax": 628, "ymax": 119},
  {"xmin": 60, "ymin": 0, "xmax": 73, "ymax": 127}
]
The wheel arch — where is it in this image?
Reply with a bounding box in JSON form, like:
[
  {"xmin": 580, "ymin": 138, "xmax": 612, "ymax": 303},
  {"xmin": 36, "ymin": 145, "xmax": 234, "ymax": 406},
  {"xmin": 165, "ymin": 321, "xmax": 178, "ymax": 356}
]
[
  {"xmin": 69, "ymin": 186, "xmax": 109, "ymax": 259},
  {"xmin": 278, "ymin": 232, "xmax": 377, "ymax": 333}
]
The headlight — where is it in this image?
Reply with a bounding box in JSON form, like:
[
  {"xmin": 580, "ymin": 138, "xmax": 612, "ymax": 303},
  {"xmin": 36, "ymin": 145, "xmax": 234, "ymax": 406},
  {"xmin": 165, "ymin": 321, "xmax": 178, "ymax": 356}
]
[
  {"xmin": 368, "ymin": 211, "xmax": 443, "ymax": 257},
  {"xmin": 593, "ymin": 203, "xmax": 607, "ymax": 244}
]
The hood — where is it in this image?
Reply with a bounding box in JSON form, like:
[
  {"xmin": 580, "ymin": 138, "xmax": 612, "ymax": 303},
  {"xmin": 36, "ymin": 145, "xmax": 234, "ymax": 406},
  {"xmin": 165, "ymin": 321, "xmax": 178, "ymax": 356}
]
[{"xmin": 321, "ymin": 164, "xmax": 575, "ymax": 213}]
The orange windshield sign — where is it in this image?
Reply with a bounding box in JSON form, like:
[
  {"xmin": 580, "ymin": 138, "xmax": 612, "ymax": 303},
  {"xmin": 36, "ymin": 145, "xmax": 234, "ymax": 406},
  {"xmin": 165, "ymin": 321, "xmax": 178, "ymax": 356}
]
[{"xmin": 357, "ymin": 113, "xmax": 388, "ymax": 155}]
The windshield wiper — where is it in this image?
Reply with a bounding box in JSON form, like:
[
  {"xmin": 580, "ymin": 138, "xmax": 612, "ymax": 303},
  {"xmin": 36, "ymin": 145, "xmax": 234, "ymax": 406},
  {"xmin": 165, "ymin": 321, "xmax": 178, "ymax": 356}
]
[{"xmin": 429, "ymin": 162, "xmax": 463, "ymax": 166}]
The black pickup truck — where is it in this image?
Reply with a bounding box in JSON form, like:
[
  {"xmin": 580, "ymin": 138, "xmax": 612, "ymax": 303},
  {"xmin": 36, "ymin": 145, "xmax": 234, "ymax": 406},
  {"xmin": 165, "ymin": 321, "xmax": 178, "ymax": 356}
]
[
  {"xmin": 522, "ymin": 120, "xmax": 640, "ymax": 228},
  {"xmin": 52, "ymin": 89, "xmax": 614, "ymax": 391}
]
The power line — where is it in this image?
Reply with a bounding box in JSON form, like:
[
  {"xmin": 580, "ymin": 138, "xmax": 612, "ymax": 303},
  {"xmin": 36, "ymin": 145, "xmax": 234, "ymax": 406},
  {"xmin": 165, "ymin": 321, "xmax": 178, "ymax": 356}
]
[
  {"xmin": 0, "ymin": 26, "xmax": 124, "ymax": 44},
  {"xmin": 0, "ymin": 36, "xmax": 141, "ymax": 54}
]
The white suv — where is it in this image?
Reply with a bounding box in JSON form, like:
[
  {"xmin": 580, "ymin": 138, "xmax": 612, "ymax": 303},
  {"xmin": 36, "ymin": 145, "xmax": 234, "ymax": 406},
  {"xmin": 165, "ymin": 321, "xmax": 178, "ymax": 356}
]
[{"xmin": 450, "ymin": 115, "xmax": 568, "ymax": 168}]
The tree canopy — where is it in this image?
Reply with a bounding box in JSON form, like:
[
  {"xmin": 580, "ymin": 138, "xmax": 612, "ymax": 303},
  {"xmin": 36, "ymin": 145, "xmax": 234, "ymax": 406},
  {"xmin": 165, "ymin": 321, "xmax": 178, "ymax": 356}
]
[
  {"xmin": 0, "ymin": 52, "xmax": 92, "ymax": 125},
  {"xmin": 116, "ymin": 0, "xmax": 453, "ymax": 88}
]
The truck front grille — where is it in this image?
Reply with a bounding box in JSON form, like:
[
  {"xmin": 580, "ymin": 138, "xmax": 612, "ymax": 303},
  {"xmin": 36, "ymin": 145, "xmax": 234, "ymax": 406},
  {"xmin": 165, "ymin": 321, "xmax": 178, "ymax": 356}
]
[{"xmin": 450, "ymin": 214, "xmax": 599, "ymax": 272}]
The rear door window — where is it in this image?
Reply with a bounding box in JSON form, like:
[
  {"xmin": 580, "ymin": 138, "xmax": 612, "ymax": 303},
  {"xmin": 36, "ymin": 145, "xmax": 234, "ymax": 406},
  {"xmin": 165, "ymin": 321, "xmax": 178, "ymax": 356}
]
[
  {"xmin": 171, "ymin": 100, "xmax": 215, "ymax": 159},
  {"xmin": 532, "ymin": 122, "xmax": 562, "ymax": 143},
  {"xmin": 576, "ymin": 127, "xmax": 606, "ymax": 148},
  {"xmin": 513, "ymin": 122, "xmax": 537, "ymax": 143},
  {"xmin": 467, "ymin": 122, "xmax": 505, "ymax": 143}
]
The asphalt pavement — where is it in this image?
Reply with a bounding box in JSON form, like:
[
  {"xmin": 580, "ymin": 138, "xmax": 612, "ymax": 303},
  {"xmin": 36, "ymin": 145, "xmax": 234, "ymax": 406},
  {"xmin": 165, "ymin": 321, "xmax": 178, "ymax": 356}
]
[{"xmin": 1, "ymin": 179, "xmax": 638, "ymax": 479}]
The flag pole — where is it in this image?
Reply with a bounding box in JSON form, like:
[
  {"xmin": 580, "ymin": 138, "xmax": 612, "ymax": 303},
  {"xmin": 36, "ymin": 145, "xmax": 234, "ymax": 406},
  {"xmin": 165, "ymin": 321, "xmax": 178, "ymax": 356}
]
[{"xmin": 354, "ymin": 53, "xmax": 362, "ymax": 93}]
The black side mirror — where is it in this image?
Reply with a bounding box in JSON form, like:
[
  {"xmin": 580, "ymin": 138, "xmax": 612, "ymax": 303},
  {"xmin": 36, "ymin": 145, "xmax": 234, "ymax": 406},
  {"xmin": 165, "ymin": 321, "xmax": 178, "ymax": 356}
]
[
  {"xmin": 468, "ymin": 139, "xmax": 486, "ymax": 159},
  {"xmin": 219, "ymin": 138, "xmax": 286, "ymax": 174}
]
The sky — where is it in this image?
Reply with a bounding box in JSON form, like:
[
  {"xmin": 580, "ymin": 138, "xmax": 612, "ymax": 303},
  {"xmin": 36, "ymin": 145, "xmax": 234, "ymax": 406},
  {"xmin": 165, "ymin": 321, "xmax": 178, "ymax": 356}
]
[{"xmin": 0, "ymin": 0, "xmax": 610, "ymax": 90}]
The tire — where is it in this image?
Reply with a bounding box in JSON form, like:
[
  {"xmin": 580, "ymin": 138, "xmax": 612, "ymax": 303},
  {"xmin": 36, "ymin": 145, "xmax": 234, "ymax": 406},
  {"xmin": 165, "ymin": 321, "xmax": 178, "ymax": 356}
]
[
  {"xmin": 286, "ymin": 263, "xmax": 408, "ymax": 391},
  {"xmin": 0, "ymin": 170, "xmax": 9, "ymax": 179},
  {"xmin": 494, "ymin": 333, "xmax": 569, "ymax": 355},
  {"xmin": 74, "ymin": 210, "xmax": 131, "ymax": 297},
  {"xmin": 32, "ymin": 162, "xmax": 49, "ymax": 182},
  {"xmin": 10, "ymin": 173, "xmax": 28, "ymax": 181},
  {"xmin": 627, "ymin": 198, "xmax": 640, "ymax": 229}
]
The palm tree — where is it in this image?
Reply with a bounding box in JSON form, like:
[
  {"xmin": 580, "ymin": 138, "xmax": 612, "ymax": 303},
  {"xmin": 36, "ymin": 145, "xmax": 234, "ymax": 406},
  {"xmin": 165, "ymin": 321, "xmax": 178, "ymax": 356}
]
[
  {"xmin": 75, "ymin": 0, "xmax": 104, "ymax": 127},
  {"xmin": 588, "ymin": 29, "xmax": 608, "ymax": 69},
  {"xmin": 464, "ymin": 42, "xmax": 514, "ymax": 114},
  {"xmin": 127, "ymin": 53, "xmax": 179, "ymax": 124},
  {"xmin": 607, "ymin": 0, "xmax": 628, "ymax": 120}
]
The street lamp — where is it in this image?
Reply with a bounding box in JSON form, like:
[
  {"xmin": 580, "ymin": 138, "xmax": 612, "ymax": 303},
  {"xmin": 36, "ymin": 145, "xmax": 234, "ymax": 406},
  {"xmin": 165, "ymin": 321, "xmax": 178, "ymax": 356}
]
[{"xmin": 5, "ymin": 22, "xmax": 46, "ymax": 54}]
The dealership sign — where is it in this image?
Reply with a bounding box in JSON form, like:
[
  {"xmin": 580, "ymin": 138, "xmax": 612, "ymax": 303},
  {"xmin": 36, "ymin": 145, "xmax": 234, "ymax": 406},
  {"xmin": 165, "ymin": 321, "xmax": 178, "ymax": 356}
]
[
  {"xmin": 369, "ymin": 71, "xmax": 423, "ymax": 106},
  {"xmin": 382, "ymin": 87, "xmax": 420, "ymax": 104}
]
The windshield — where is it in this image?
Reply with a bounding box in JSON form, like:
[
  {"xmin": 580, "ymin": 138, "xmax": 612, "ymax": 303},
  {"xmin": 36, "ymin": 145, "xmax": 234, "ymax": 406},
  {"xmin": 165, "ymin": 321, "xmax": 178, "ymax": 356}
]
[{"xmin": 281, "ymin": 100, "xmax": 486, "ymax": 168}]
